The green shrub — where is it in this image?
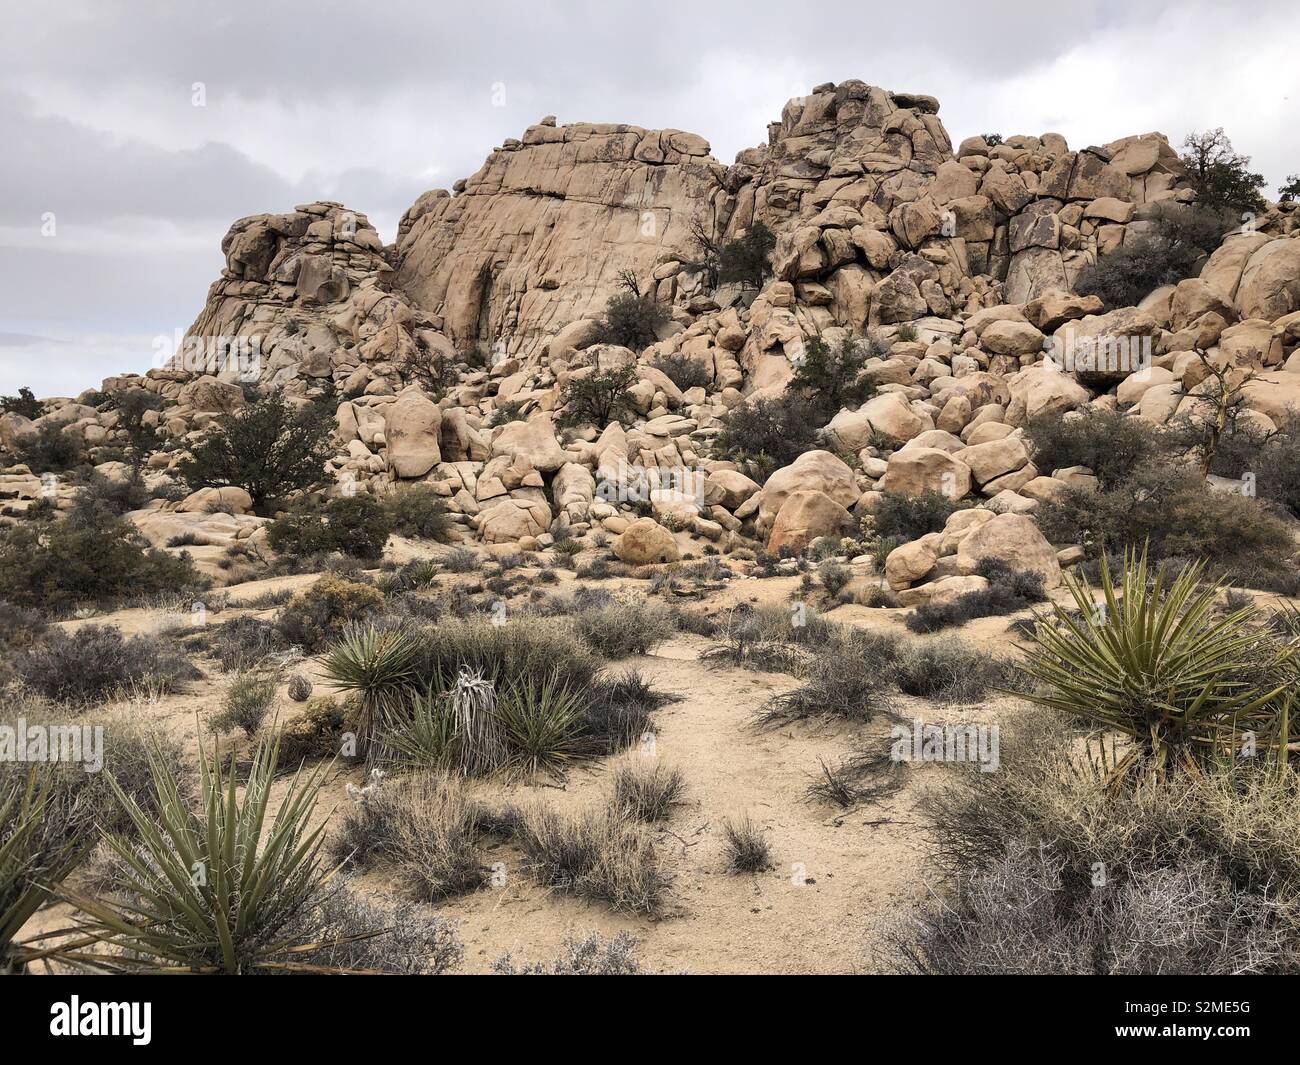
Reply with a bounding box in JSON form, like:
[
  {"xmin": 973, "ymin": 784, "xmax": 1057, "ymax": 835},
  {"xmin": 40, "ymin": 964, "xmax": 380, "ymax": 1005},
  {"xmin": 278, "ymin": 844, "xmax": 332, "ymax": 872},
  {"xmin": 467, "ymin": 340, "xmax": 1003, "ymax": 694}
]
[
  {"xmin": 1074, "ymin": 203, "xmax": 1232, "ymax": 309},
  {"xmin": 793, "ymin": 335, "xmax": 875, "ymax": 421},
  {"xmin": 177, "ymin": 388, "xmax": 335, "ymax": 514},
  {"xmin": 567, "ymin": 596, "xmax": 674, "ymax": 658},
  {"xmin": 383, "ymin": 484, "xmax": 453, "ymax": 541},
  {"xmin": 869, "ymin": 490, "xmax": 961, "ymax": 542},
  {"xmin": 1036, "ymin": 464, "xmax": 1297, "ymax": 582},
  {"xmin": 267, "ymin": 495, "xmax": 392, "ymax": 561},
  {"xmin": 1024, "ymin": 408, "xmax": 1169, "ymax": 490},
  {"xmin": 714, "ymin": 393, "xmax": 821, "ymax": 482},
  {"xmin": 718, "ymin": 222, "xmax": 776, "ymax": 287},
  {"xmin": 649, "ymin": 352, "xmax": 711, "ymax": 391},
  {"xmin": 905, "ymin": 559, "xmax": 1046, "ymax": 633},
  {"xmin": 593, "ymin": 293, "xmax": 670, "ymax": 351},
  {"xmin": 0, "ymin": 519, "xmax": 202, "ymax": 614},
  {"xmin": 556, "ymin": 364, "xmax": 639, "ymax": 428},
  {"xmin": 0, "ymin": 386, "xmax": 42, "ymax": 420},
  {"xmin": 13, "ymin": 422, "xmax": 85, "ymax": 474},
  {"xmin": 275, "ymin": 573, "xmax": 385, "ymax": 652},
  {"xmin": 1181, "ymin": 128, "xmax": 1267, "ymax": 214}
]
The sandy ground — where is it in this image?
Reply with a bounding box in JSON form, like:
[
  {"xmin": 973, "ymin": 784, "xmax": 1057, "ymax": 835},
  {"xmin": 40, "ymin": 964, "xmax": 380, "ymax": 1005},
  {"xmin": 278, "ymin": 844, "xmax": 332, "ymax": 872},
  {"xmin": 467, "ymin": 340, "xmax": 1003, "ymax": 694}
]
[{"xmin": 15, "ymin": 558, "xmax": 1107, "ymax": 973}]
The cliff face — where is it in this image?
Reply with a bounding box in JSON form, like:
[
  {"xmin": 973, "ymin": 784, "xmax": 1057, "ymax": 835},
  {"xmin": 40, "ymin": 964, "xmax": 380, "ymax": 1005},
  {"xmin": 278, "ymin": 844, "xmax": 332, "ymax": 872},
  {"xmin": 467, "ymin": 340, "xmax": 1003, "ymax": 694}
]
[
  {"xmin": 393, "ymin": 119, "xmax": 729, "ymax": 357},
  {"xmin": 181, "ymin": 81, "xmax": 1197, "ymax": 385}
]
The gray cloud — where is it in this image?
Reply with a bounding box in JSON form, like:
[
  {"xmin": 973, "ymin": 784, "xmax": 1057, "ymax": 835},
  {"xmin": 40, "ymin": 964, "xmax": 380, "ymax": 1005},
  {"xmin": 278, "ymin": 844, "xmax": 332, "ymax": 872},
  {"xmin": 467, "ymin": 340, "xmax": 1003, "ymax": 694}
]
[{"xmin": 2, "ymin": 0, "xmax": 1296, "ymax": 395}]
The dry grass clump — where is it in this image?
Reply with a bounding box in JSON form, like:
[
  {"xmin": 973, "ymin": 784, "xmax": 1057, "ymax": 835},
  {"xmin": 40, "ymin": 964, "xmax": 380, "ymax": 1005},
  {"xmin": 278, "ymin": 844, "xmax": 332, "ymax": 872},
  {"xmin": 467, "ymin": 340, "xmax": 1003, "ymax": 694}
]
[
  {"xmin": 492, "ymin": 932, "xmax": 674, "ymax": 975},
  {"xmin": 756, "ymin": 629, "xmax": 900, "ymax": 727},
  {"xmin": 887, "ymin": 713, "xmax": 1300, "ymax": 974},
  {"xmin": 565, "ymin": 594, "xmax": 675, "ymax": 658},
  {"xmin": 808, "ymin": 742, "xmax": 905, "ymax": 808},
  {"xmin": 514, "ymin": 804, "xmax": 668, "ymax": 916},
  {"xmin": 721, "ymin": 814, "xmax": 774, "ymax": 874},
  {"xmin": 209, "ymin": 669, "xmax": 277, "ymax": 736},
  {"xmin": 611, "ymin": 758, "xmax": 685, "ymax": 822},
  {"xmin": 702, "ymin": 603, "xmax": 836, "ymax": 673},
  {"xmin": 329, "ymin": 773, "xmax": 488, "ymax": 902}
]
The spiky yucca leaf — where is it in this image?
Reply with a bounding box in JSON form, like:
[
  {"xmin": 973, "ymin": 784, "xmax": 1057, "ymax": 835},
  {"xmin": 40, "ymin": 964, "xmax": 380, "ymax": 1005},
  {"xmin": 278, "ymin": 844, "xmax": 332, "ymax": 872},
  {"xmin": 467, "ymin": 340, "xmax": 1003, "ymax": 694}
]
[
  {"xmin": 321, "ymin": 622, "xmax": 420, "ymax": 742},
  {"xmin": 1, "ymin": 768, "xmax": 92, "ymax": 972},
  {"xmin": 1019, "ymin": 550, "xmax": 1297, "ymax": 780},
  {"xmin": 61, "ymin": 732, "xmax": 376, "ymax": 974},
  {"xmin": 495, "ymin": 669, "xmax": 587, "ymax": 776}
]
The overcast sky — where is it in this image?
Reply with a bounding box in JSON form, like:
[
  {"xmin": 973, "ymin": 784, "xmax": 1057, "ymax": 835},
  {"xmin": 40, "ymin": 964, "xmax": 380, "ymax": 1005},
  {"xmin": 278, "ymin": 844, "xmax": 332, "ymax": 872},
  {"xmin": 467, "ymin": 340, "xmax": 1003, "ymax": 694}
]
[{"xmin": 2, "ymin": 0, "xmax": 1296, "ymax": 397}]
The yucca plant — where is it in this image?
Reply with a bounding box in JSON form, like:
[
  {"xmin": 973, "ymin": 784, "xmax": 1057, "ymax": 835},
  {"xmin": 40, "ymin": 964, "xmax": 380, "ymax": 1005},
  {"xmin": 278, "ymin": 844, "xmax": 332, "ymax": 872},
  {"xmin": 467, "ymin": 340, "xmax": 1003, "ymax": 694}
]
[
  {"xmin": 495, "ymin": 669, "xmax": 587, "ymax": 776},
  {"xmin": 321, "ymin": 622, "xmax": 421, "ymax": 743},
  {"xmin": 1, "ymin": 768, "xmax": 92, "ymax": 974},
  {"xmin": 1019, "ymin": 549, "xmax": 1297, "ymax": 783},
  {"xmin": 59, "ymin": 732, "xmax": 382, "ymax": 973}
]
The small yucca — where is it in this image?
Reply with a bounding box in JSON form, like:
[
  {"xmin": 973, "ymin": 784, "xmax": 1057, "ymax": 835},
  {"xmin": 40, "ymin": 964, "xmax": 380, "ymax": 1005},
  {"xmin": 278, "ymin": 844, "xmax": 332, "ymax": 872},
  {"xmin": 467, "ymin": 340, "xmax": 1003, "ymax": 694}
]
[{"xmin": 321, "ymin": 623, "xmax": 421, "ymax": 743}]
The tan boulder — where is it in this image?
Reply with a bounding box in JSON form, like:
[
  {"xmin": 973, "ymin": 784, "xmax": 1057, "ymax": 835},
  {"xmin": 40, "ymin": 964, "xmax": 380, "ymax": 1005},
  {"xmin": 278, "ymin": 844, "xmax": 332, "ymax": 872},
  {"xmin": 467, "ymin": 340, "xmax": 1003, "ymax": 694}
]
[
  {"xmin": 755, "ymin": 450, "xmax": 859, "ymax": 533},
  {"xmin": 885, "ymin": 533, "xmax": 942, "ymax": 589},
  {"xmin": 490, "ymin": 414, "xmax": 567, "ymax": 472},
  {"xmin": 614, "ymin": 517, "xmax": 680, "ymax": 564},
  {"xmin": 953, "ymin": 435, "xmax": 1030, "ymax": 485},
  {"xmin": 955, "ymin": 512, "xmax": 1062, "ymax": 587},
  {"xmin": 766, "ymin": 490, "xmax": 852, "ymax": 555},
  {"xmin": 176, "ymin": 486, "xmax": 254, "ymax": 514},
  {"xmin": 879, "ymin": 447, "xmax": 972, "ymax": 499},
  {"xmin": 384, "ymin": 388, "xmax": 443, "ymax": 478}
]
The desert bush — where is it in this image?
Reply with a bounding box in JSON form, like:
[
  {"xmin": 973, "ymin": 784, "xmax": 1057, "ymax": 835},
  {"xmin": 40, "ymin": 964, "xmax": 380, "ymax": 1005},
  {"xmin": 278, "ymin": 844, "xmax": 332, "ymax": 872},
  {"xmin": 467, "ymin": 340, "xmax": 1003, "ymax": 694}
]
[
  {"xmin": 275, "ymin": 573, "xmax": 385, "ymax": 652},
  {"xmin": 441, "ymin": 547, "xmax": 480, "ymax": 573},
  {"xmin": 383, "ymin": 484, "xmax": 453, "ymax": 541},
  {"xmin": 514, "ymin": 804, "xmax": 667, "ymax": 915},
  {"xmin": 1036, "ymin": 465, "xmax": 1297, "ymax": 583},
  {"xmin": 1019, "ymin": 551, "xmax": 1295, "ymax": 780},
  {"xmin": 579, "ymin": 669, "xmax": 674, "ymax": 755},
  {"xmin": 267, "ymin": 494, "xmax": 392, "ymax": 561},
  {"xmin": 210, "ymin": 669, "xmax": 277, "ymax": 736},
  {"xmin": 0, "ymin": 519, "xmax": 203, "ymax": 614},
  {"xmin": 717, "ymin": 222, "xmax": 776, "ymax": 287},
  {"xmin": 556, "ymin": 364, "xmax": 639, "ymax": 428},
  {"xmin": 13, "ymin": 422, "xmax": 86, "ymax": 474},
  {"xmin": 492, "ymin": 932, "xmax": 665, "ymax": 975},
  {"xmin": 291, "ymin": 880, "xmax": 462, "ymax": 974},
  {"xmin": 703, "ymin": 603, "xmax": 838, "ymax": 673},
  {"xmin": 65, "ymin": 471, "xmax": 153, "ymax": 526},
  {"xmin": 891, "ymin": 713, "xmax": 1300, "ymax": 974},
  {"xmin": 0, "ymin": 385, "xmax": 42, "ymax": 419},
  {"xmin": 611, "ymin": 758, "xmax": 685, "ymax": 822},
  {"xmin": 1023, "ymin": 407, "xmax": 1169, "ymax": 491},
  {"xmin": 649, "ymin": 352, "xmax": 712, "ymax": 391},
  {"xmin": 714, "ymin": 393, "xmax": 821, "ymax": 482},
  {"xmin": 905, "ymin": 559, "xmax": 1046, "ymax": 633},
  {"xmin": 1191, "ymin": 412, "xmax": 1300, "ymax": 520},
  {"xmin": 567, "ymin": 595, "xmax": 674, "ymax": 658},
  {"xmin": 202, "ymin": 615, "xmax": 286, "ymax": 671},
  {"xmin": 14, "ymin": 625, "xmax": 198, "ymax": 704},
  {"xmin": 892, "ymin": 637, "xmax": 1010, "ymax": 703},
  {"xmin": 792, "ymin": 334, "xmax": 875, "ymax": 421},
  {"xmin": 277, "ymin": 698, "xmax": 355, "ymax": 767},
  {"xmin": 756, "ymin": 628, "xmax": 900, "ymax": 726},
  {"xmin": 1074, "ymin": 202, "xmax": 1232, "ymax": 309},
  {"xmin": 593, "ymin": 293, "xmax": 670, "ymax": 351},
  {"xmin": 721, "ymin": 814, "xmax": 773, "ymax": 873},
  {"xmin": 330, "ymin": 773, "xmax": 488, "ymax": 902},
  {"xmin": 869, "ymin": 490, "xmax": 962, "ymax": 542},
  {"xmin": 287, "ymin": 673, "xmax": 312, "ymax": 701},
  {"xmin": 1181, "ymin": 128, "xmax": 1267, "ymax": 213},
  {"xmin": 818, "ymin": 559, "xmax": 851, "ymax": 597},
  {"xmin": 808, "ymin": 742, "xmax": 905, "ymax": 808},
  {"xmin": 177, "ymin": 388, "xmax": 335, "ymax": 515}
]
